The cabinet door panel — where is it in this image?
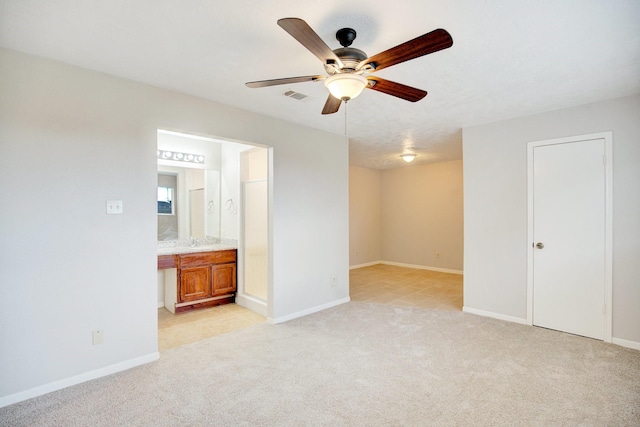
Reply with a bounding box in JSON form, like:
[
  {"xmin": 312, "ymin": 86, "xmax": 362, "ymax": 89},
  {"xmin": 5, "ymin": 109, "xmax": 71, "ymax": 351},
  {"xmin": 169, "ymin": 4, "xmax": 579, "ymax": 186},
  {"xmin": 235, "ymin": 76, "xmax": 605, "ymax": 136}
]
[
  {"xmin": 180, "ymin": 266, "xmax": 212, "ymax": 302},
  {"xmin": 212, "ymin": 263, "xmax": 236, "ymax": 296}
]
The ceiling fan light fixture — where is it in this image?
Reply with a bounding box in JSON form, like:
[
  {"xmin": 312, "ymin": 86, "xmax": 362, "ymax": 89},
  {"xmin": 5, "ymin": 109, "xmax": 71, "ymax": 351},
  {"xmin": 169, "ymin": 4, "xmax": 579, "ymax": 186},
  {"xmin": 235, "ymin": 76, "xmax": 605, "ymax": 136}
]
[
  {"xmin": 324, "ymin": 73, "xmax": 367, "ymax": 101},
  {"xmin": 401, "ymin": 153, "xmax": 417, "ymax": 163}
]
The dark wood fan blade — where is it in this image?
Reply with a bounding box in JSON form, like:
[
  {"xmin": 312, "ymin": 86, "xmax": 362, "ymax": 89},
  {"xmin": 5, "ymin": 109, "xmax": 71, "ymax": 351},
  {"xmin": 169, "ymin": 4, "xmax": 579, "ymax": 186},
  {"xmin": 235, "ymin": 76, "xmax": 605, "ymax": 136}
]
[
  {"xmin": 358, "ymin": 28, "xmax": 453, "ymax": 72},
  {"xmin": 246, "ymin": 75, "xmax": 325, "ymax": 88},
  {"xmin": 321, "ymin": 94, "xmax": 342, "ymax": 115},
  {"xmin": 366, "ymin": 76, "xmax": 427, "ymax": 102},
  {"xmin": 277, "ymin": 18, "xmax": 344, "ymax": 68}
]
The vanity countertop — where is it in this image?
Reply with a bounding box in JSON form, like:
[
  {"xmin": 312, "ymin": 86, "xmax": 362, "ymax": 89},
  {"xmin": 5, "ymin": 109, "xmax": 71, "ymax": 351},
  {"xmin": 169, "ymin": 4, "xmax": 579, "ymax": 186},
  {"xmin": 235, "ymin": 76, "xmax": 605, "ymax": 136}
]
[{"xmin": 158, "ymin": 239, "xmax": 237, "ymax": 256}]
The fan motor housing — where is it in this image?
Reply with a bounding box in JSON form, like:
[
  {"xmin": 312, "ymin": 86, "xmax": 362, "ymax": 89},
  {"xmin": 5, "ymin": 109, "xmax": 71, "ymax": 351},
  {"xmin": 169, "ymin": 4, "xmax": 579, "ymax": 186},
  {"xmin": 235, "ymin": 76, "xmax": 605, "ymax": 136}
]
[{"xmin": 326, "ymin": 47, "xmax": 368, "ymax": 74}]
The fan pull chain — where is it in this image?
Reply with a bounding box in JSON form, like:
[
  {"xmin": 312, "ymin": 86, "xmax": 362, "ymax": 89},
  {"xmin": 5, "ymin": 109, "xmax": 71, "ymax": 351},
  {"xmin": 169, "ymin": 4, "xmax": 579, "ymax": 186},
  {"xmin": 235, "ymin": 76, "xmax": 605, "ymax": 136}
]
[{"xmin": 344, "ymin": 101, "xmax": 348, "ymax": 136}]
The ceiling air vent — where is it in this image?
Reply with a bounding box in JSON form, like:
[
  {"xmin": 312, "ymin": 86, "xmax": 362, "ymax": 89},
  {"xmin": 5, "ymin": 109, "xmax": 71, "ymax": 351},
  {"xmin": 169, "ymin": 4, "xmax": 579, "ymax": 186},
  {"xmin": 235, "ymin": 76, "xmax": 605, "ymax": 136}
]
[{"xmin": 283, "ymin": 90, "xmax": 309, "ymax": 101}]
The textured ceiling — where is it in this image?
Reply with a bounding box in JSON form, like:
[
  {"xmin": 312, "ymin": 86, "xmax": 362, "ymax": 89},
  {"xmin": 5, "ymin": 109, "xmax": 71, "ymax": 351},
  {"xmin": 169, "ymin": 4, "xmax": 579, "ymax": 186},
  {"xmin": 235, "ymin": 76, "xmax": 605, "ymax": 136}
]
[{"xmin": 1, "ymin": 1, "xmax": 639, "ymax": 169}]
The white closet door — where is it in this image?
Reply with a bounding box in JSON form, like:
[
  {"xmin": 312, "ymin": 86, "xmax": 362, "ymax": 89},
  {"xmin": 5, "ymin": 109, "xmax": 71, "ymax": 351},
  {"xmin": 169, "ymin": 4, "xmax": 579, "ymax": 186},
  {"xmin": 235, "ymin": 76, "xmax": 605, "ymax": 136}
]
[{"xmin": 532, "ymin": 138, "xmax": 606, "ymax": 339}]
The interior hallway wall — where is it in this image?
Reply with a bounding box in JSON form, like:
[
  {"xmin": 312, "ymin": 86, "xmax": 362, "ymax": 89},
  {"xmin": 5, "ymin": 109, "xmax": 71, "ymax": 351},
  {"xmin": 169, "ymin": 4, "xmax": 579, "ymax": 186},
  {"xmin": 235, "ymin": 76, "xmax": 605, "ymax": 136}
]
[
  {"xmin": 349, "ymin": 160, "xmax": 464, "ymax": 272},
  {"xmin": 349, "ymin": 166, "xmax": 382, "ymax": 266},
  {"xmin": 381, "ymin": 160, "xmax": 463, "ymax": 272}
]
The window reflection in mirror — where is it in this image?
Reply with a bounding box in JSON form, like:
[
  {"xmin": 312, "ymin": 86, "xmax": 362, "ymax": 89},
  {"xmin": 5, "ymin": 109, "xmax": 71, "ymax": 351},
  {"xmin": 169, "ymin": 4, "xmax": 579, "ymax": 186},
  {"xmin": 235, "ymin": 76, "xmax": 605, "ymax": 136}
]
[
  {"xmin": 157, "ymin": 186, "xmax": 174, "ymax": 215},
  {"xmin": 157, "ymin": 173, "xmax": 179, "ymax": 241}
]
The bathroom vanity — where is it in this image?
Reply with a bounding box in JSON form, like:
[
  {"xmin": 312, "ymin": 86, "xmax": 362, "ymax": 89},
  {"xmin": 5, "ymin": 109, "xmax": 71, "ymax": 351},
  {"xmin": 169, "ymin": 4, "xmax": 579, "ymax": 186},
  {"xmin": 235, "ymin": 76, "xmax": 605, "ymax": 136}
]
[{"xmin": 158, "ymin": 243, "xmax": 237, "ymax": 314}]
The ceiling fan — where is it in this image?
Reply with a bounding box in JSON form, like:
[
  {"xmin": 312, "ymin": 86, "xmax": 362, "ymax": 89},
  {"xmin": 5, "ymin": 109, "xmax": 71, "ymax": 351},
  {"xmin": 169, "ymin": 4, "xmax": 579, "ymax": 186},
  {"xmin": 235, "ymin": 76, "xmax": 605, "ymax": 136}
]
[{"xmin": 246, "ymin": 18, "xmax": 453, "ymax": 115}]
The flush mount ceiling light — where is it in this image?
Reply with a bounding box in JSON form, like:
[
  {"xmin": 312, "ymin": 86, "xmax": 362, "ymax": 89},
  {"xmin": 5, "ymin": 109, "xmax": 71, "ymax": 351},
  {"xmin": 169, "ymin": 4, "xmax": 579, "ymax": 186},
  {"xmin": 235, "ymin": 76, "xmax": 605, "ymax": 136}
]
[
  {"xmin": 401, "ymin": 153, "xmax": 417, "ymax": 163},
  {"xmin": 157, "ymin": 150, "xmax": 204, "ymax": 164},
  {"xmin": 324, "ymin": 73, "xmax": 368, "ymax": 101}
]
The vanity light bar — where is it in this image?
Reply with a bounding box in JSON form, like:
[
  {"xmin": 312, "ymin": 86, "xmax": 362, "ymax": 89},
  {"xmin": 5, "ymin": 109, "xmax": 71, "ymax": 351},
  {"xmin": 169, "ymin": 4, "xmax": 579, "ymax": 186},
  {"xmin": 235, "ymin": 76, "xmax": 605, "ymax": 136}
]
[{"xmin": 157, "ymin": 150, "xmax": 205, "ymax": 164}]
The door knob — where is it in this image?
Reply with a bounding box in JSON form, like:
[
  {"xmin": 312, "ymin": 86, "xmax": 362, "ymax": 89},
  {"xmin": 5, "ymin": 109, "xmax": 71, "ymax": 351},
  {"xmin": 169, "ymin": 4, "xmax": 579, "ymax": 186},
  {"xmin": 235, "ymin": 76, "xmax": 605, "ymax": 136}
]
[{"xmin": 535, "ymin": 242, "xmax": 544, "ymax": 249}]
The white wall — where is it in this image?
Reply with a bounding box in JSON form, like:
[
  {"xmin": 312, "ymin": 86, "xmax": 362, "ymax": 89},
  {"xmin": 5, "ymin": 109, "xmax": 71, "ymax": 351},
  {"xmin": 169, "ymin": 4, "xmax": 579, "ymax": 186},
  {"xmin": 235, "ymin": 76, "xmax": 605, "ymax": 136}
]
[
  {"xmin": 0, "ymin": 48, "xmax": 349, "ymax": 405},
  {"xmin": 349, "ymin": 166, "xmax": 382, "ymax": 266},
  {"xmin": 220, "ymin": 143, "xmax": 242, "ymax": 240},
  {"xmin": 463, "ymin": 94, "xmax": 640, "ymax": 344}
]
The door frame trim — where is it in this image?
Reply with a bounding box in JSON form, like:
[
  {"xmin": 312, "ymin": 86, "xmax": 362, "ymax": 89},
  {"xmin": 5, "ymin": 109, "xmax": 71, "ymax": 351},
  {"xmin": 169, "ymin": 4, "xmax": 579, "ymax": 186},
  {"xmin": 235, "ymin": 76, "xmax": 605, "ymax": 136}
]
[{"xmin": 526, "ymin": 131, "xmax": 613, "ymax": 342}]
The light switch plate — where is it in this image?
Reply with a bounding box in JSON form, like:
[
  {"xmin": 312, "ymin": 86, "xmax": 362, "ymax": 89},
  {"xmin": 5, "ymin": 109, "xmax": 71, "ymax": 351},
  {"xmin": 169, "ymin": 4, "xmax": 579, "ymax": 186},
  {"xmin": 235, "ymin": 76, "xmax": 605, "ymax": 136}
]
[{"xmin": 106, "ymin": 200, "xmax": 123, "ymax": 214}]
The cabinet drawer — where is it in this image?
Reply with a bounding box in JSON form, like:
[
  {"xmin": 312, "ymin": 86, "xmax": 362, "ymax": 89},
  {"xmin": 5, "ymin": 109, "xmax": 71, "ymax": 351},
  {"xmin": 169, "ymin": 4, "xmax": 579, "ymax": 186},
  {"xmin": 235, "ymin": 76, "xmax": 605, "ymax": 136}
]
[{"xmin": 178, "ymin": 250, "xmax": 237, "ymax": 268}]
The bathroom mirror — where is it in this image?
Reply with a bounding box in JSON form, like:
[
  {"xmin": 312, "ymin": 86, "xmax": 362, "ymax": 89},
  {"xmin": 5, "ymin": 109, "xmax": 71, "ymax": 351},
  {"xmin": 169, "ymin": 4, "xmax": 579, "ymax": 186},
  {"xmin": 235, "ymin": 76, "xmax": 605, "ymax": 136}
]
[
  {"xmin": 157, "ymin": 167, "xmax": 221, "ymax": 241},
  {"xmin": 157, "ymin": 129, "xmax": 223, "ymax": 242}
]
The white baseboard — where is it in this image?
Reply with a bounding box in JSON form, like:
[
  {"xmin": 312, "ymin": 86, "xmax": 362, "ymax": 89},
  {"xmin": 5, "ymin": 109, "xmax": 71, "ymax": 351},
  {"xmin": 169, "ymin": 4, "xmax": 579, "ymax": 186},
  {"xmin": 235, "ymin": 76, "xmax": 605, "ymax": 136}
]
[
  {"xmin": 612, "ymin": 337, "xmax": 640, "ymax": 351},
  {"xmin": 349, "ymin": 260, "xmax": 463, "ymax": 275},
  {"xmin": 380, "ymin": 260, "xmax": 463, "ymax": 275},
  {"xmin": 235, "ymin": 293, "xmax": 268, "ymax": 317},
  {"xmin": 0, "ymin": 352, "xmax": 160, "ymax": 408},
  {"xmin": 349, "ymin": 261, "xmax": 381, "ymax": 270},
  {"xmin": 268, "ymin": 297, "xmax": 350, "ymax": 324},
  {"xmin": 464, "ymin": 308, "xmax": 640, "ymax": 351},
  {"xmin": 157, "ymin": 301, "xmax": 164, "ymax": 308},
  {"xmin": 462, "ymin": 306, "xmax": 528, "ymax": 325}
]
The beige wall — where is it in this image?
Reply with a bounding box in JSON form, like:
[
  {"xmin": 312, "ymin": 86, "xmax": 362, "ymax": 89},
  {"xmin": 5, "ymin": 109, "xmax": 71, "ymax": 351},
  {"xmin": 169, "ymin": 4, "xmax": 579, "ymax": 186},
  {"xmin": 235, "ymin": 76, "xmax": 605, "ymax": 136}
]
[
  {"xmin": 381, "ymin": 160, "xmax": 464, "ymax": 272},
  {"xmin": 349, "ymin": 160, "xmax": 464, "ymax": 272},
  {"xmin": 349, "ymin": 166, "xmax": 382, "ymax": 266}
]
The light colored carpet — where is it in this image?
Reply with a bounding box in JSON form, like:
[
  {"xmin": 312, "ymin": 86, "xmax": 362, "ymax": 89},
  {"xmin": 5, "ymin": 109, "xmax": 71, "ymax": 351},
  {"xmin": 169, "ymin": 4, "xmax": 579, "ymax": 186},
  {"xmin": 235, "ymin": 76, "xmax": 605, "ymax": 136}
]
[{"xmin": 2, "ymin": 302, "xmax": 639, "ymax": 426}]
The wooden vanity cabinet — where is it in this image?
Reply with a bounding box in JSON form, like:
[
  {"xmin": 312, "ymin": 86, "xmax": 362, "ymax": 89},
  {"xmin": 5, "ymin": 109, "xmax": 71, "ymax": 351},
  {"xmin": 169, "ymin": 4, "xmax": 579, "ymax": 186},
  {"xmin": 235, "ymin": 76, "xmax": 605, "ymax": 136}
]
[
  {"xmin": 179, "ymin": 266, "xmax": 212, "ymax": 302},
  {"xmin": 161, "ymin": 249, "xmax": 237, "ymax": 313},
  {"xmin": 212, "ymin": 263, "xmax": 236, "ymax": 295}
]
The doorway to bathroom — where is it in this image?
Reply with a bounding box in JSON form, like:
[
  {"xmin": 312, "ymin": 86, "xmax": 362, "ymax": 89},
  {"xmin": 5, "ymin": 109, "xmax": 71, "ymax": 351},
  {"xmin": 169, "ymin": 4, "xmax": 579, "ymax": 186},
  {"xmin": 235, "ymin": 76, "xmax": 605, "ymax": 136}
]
[{"xmin": 156, "ymin": 129, "xmax": 271, "ymax": 350}]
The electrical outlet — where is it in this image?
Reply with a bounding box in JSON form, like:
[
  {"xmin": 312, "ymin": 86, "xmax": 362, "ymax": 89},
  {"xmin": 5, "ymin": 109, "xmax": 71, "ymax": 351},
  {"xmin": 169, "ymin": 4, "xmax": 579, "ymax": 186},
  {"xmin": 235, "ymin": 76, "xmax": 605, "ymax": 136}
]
[
  {"xmin": 92, "ymin": 330, "xmax": 104, "ymax": 345},
  {"xmin": 331, "ymin": 277, "xmax": 337, "ymax": 288}
]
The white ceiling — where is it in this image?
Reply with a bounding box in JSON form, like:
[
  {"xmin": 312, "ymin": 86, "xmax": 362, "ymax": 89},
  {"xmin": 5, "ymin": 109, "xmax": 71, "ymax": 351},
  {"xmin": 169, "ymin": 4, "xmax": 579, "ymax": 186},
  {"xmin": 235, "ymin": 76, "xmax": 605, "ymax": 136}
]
[{"xmin": 1, "ymin": 1, "xmax": 639, "ymax": 169}]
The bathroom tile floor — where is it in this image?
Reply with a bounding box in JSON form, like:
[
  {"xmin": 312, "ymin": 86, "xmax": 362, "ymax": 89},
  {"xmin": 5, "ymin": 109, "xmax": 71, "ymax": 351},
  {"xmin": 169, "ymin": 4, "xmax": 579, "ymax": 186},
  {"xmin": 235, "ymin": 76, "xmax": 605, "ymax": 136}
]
[
  {"xmin": 158, "ymin": 264, "xmax": 463, "ymax": 351},
  {"xmin": 158, "ymin": 303, "xmax": 266, "ymax": 351}
]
